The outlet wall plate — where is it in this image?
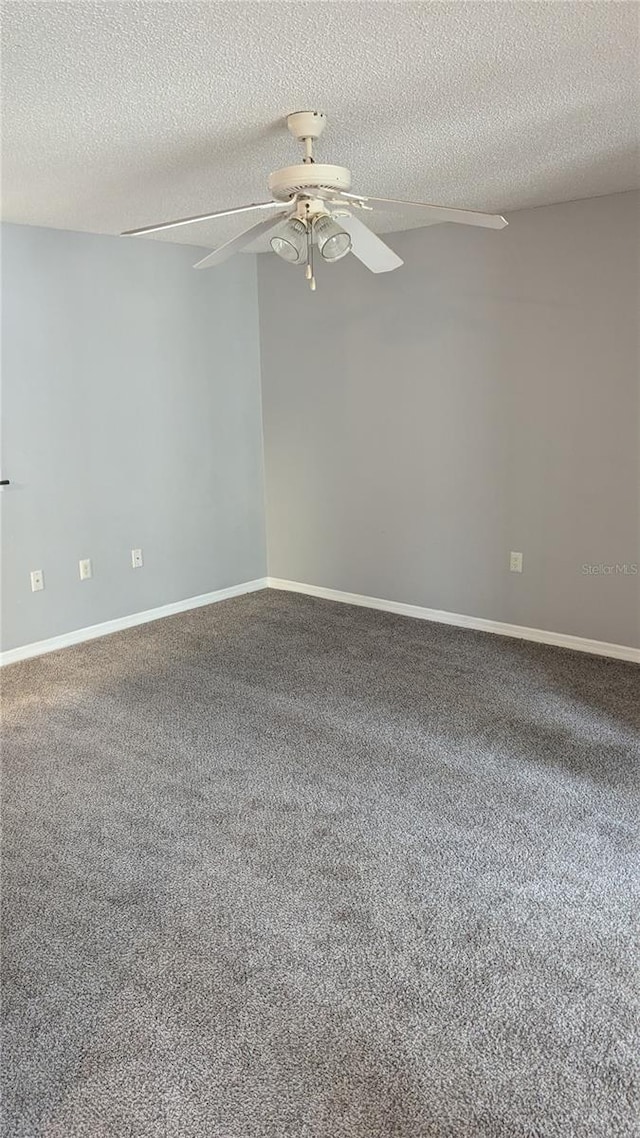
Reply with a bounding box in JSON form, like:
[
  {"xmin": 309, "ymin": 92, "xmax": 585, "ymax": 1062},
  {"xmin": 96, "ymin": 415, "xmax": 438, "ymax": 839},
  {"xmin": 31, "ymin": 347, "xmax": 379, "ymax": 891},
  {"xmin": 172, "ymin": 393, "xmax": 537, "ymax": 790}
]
[
  {"xmin": 79, "ymin": 558, "xmax": 92, "ymax": 580},
  {"xmin": 30, "ymin": 569, "xmax": 44, "ymax": 592},
  {"xmin": 510, "ymin": 551, "xmax": 523, "ymax": 573}
]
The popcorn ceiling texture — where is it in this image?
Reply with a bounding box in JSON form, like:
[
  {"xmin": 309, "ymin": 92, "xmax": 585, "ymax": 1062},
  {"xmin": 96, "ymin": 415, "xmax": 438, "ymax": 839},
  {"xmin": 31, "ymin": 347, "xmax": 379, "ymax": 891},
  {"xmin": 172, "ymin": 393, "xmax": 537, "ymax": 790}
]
[{"xmin": 1, "ymin": 1, "xmax": 639, "ymax": 254}]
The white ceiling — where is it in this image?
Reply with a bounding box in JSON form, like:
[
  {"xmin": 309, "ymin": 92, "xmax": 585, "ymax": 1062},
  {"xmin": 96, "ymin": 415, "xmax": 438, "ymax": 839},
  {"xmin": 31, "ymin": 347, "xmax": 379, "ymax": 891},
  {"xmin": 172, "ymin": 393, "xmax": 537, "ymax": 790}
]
[{"xmin": 2, "ymin": 1, "xmax": 639, "ymax": 254}]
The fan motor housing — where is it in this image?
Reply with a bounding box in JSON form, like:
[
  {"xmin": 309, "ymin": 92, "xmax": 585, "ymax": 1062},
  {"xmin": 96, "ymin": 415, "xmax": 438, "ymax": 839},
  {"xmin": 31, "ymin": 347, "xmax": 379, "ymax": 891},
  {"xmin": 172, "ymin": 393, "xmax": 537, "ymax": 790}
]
[{"xmin": 268, "ymin": 164, "xmax": 352, "ymax": 202}]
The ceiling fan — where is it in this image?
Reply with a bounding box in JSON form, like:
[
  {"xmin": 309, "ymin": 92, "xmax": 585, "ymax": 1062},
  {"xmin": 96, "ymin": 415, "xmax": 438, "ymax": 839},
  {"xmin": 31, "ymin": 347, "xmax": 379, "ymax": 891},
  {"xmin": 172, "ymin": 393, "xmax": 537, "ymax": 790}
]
[{"xmin": 122, "ymin": 111, "xmax": 508, "ymax": 291}]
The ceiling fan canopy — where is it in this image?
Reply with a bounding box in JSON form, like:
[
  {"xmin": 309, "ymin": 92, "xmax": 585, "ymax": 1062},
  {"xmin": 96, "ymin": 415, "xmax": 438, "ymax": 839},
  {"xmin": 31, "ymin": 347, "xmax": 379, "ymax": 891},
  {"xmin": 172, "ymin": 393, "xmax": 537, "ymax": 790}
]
[{"xmin": 122, "ymin": 111, "xmax": 508, "ymax": 291}]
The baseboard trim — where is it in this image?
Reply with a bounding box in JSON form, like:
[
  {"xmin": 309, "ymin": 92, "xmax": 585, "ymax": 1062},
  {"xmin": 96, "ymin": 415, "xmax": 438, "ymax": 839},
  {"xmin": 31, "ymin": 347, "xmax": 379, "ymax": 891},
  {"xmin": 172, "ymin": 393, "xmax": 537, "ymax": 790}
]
[
  {"xmin": 3, "ymin": 575, "xmax": 637, "ymax": 667},
  {"xmin": 0, "ymin": 578, "xmax": 268, "ymax": 666},
  {"xmin": 267, "ymin": 578, "xmax": 640, "ymax": 664}
]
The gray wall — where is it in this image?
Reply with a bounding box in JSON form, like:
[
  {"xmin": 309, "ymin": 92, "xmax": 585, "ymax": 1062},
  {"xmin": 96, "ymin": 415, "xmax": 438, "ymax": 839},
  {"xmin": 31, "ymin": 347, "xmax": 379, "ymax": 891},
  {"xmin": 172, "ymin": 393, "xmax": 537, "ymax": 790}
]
[
  {"xmin": 1, "ymin": 223, "xmax": 266, "ymax": 651},
  {"xmin": 259, "ymin": 191, "xmax": 640, "ymax": 648},
  {"xmin": 3, "ymin": 194, "xmax": 638, "ymax": 655}
]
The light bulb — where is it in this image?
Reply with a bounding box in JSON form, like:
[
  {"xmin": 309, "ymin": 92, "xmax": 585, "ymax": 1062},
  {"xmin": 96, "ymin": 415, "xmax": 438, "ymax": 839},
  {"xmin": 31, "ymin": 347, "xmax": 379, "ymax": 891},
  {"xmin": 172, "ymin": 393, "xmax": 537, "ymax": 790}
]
[
  {"xmin": 314, "ymin": 215, "xmax": 352, "ymax": 262},
  {"xmin": 270, "ymin": 218, "xmax": 307, "ymax": 263}
]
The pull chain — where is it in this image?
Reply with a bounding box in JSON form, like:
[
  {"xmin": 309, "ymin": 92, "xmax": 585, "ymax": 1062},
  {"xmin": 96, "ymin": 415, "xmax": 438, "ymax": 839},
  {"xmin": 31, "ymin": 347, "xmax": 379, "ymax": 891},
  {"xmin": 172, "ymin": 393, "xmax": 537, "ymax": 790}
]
[
  {"xmin": 301, "ymin": 136, "xmax": 317, "ymax": 290},
  {"xmin": 306, "ymin": 216, "xmax": 316, "ymax": 291}
]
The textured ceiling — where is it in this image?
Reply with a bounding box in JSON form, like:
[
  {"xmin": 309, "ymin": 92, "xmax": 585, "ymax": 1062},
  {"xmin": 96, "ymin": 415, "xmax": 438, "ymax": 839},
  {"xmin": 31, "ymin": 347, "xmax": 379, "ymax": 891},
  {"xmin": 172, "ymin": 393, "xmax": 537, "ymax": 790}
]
[{"xmin": 1, "ymin": 1, "xmax": 639, "ymax": 254}]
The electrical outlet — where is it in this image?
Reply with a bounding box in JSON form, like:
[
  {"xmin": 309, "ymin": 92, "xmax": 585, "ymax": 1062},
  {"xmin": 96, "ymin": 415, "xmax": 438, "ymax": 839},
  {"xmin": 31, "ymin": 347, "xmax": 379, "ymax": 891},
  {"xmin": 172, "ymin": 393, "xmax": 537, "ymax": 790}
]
[
  {"xmin": 510, "ymin": 551, "xmax": 523, "ymax": 573},
  {"xmin": 79, "ymin": 558, "xmax": 92, "ymax": 580},
  {"xmin": 30, "ymin": 569, "xmax": 44, "ymax": 592},
  {"xmin": 131, "ymin": 548, "xmax": 143, "ymax": 569}
]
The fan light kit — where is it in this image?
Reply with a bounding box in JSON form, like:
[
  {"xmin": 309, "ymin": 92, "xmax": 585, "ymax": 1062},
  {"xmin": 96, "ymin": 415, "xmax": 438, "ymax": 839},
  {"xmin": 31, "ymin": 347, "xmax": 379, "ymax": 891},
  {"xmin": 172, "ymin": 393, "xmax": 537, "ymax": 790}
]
[{"xmin": 122, "ymin": 111, "xmax": 508, "ymax": 292}]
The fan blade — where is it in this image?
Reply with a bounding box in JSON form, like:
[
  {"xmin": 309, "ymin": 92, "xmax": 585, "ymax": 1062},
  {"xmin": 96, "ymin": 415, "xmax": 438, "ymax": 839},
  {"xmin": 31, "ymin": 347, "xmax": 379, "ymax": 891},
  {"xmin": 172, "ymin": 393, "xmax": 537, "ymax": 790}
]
[
  {"xmin": 338, "ymin": 192, "xmax": 508, "ymax": 230},
  {"xmin": 122, "ymin": 201, "xmax": 286, "ymax": 237},
  {"xmin": 338, "ymin": 213, "xmax": 403, "ymax": 273},
  {"xmin": 193, "ymin": 212, "xmax": 290, "ymax": 269}
]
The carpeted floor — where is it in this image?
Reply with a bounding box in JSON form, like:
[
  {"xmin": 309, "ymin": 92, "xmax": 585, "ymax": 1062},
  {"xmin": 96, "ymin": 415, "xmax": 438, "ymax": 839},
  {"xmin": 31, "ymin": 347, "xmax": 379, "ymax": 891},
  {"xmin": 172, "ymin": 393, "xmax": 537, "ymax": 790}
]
[{"xmin": 2, "ymin": 589, "xmax": 639, "ymax": 1137}]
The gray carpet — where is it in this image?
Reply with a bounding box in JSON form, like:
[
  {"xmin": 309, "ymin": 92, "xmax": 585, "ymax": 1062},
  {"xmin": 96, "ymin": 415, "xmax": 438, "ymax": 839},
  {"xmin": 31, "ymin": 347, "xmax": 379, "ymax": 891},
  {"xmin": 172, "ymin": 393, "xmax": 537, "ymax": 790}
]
[{"xmin": 2, "ymin": 589, "xmax": 639, "ymax": 1138}]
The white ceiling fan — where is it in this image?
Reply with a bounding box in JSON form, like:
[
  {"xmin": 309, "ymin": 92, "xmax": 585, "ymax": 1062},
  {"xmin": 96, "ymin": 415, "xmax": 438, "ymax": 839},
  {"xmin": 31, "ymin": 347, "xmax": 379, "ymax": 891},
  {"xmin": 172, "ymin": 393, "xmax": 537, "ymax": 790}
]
[{"xmin": 122, "ymin": 111, "xmax": 508, "ymax": 291}]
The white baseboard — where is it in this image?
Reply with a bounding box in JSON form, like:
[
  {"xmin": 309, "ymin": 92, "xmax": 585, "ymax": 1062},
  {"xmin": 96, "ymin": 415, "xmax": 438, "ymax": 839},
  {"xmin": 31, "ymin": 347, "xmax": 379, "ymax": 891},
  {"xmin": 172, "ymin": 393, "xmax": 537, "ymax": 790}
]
[
  {"xmin": 0, "ymin": 578, "xmax": 268, "ymax": 666},
  {"xmin": 4, "ymin": 575, "xmax": 637, "ymax": 667},
  {"xmin": 267, "ymin": 578, "xmax": 640, "ymax": 664}
]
